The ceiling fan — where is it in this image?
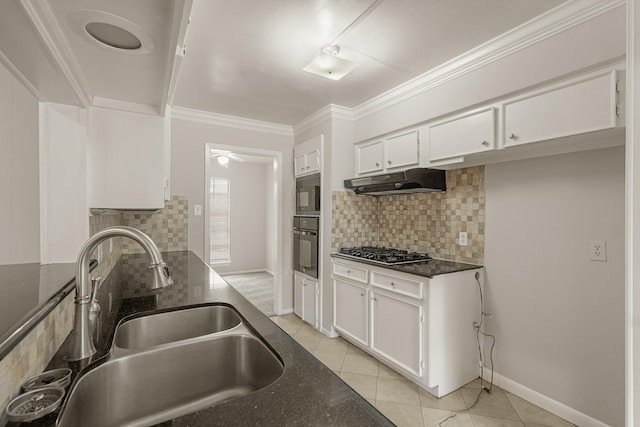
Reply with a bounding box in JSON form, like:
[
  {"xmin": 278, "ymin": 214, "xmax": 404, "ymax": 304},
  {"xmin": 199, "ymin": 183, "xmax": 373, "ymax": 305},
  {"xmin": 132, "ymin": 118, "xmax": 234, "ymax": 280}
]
[{"xmin": 210, "ymin": 149, "xmax": 247, "ymax": 167}]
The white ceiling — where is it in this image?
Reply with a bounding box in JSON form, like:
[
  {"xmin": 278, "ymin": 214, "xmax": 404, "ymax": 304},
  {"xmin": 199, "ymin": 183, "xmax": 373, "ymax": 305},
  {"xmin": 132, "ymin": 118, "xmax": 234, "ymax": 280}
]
[
  {"xmin": 173, "ymin": 0, "xmax": 567, "ymax": 125},
  {"xmin": 0, "ymin": 0, "xmax": 568, "ymax": 125}
]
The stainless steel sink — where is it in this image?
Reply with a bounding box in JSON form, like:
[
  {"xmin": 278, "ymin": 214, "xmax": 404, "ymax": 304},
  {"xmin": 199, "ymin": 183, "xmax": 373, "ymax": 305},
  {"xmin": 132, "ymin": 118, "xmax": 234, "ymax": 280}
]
[
  {"xmin": 114, "ymin": 304, "xmax": 242, "ymax": 349},
  {"xmin": 57, "ymin": 334, "xmax": 284, "ymax": 427}
]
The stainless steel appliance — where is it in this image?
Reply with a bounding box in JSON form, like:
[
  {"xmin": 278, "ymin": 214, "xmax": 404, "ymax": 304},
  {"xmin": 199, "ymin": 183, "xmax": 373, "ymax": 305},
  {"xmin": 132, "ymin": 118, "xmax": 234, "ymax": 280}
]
[
  {"xmin": 344, "ymin": 168, "xmax": 446, "ymax": 195},
  {"xmin": 294, "ymin": 216, "xmax": 319, "ymax": 278},
  {"xmin": 338, "ymin": 246, "xmax": 432, "ymax": 265},
  {"xmin": 296, "ymin": 173, "xmax": 320, "ymax": 215}
]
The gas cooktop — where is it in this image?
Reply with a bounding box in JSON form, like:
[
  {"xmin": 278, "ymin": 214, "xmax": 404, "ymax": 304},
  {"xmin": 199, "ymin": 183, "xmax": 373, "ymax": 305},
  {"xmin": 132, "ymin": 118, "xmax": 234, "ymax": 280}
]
[{"xmin": 338, "ymin": 246, "xmax": 432, "ymax": 265}]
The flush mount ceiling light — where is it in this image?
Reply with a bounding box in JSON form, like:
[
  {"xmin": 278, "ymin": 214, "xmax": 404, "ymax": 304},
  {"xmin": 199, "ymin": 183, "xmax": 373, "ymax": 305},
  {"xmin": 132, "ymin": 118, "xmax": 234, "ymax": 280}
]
[
  {"xmin": 303, "ymin": 44, "xmax": 358, "ymax": 81},
  {"xmin": 68, "ymin": 10, "xmax": 155, "ymax": 55},
  {"xmin": 217, "ymin": 155, "xmax": 230, "ymax": 167}
]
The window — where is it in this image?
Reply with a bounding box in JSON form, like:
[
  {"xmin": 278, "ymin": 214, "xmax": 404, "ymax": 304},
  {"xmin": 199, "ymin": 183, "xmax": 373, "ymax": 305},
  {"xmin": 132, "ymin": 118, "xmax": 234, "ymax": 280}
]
[{"xmin": 210, "ymin": 177, "xmax": 230, "ymax": 264}]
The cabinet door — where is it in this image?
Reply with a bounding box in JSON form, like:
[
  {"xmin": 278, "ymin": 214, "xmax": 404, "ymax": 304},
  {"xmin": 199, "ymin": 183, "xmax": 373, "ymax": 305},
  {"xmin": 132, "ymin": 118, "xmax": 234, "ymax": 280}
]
[
  {"xmin": 302, "ymin": 279, "xmax": 317, "ymax": 327},
  {"xmin": 385, "ymin": 130, "xmax": 420, "ymax": 170},
  {"xmin": 370, "ymin": 291, "xmax": 423, "ymax": 377},
  {"xmin": 333, "ymin": 278, "xmax": 368, "ymax": 346},
  {"xmin": 503, "ymin": 71, "xmax": 617, "ymax": 147},
  {"xmin": 294, "ymin": 153, "xmax": 307, "ymax": 177},
  {"xmin": 294, "ymin": 273, "xmax": 303, "ymax": 318},
  {"xmin": 429, "ymin": 108, "xmax": 495, "ymax": 161},
  {"xmin": 305, "ymin": 150, "xmax": 320, "ymax": 174},
  {"xmin": 356, "ymin": 140, "xmax": 384, "ymax": 174}
]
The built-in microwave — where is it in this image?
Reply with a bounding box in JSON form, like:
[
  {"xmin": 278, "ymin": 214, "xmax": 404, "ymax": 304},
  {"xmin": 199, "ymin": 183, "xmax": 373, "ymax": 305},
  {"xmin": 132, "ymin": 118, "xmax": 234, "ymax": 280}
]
[{"xmin": 295, "ymin": 173, "xmax": 320, "ymax": 215}]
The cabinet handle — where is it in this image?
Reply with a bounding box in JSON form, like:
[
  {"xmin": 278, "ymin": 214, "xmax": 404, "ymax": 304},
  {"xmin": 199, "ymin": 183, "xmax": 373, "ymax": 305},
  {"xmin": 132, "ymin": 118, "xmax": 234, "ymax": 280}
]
[
  {"xmin": 387, "ymin": 160, "xmax": 392, "ymax": 165},
  {"xmin": 346, "ymin": 269, "xmax": 350, "ymax": 274},
  {"xmin": 373, "ymin": 297, "xmax": 377, "ymax": 302},
  {"xmin": 390, "ymin": 282, "xmax": 396, "ymax": 287},
  {"xmin": 508, "ymin": 133, "xmax": 517, "ymax": 140},
  {"xmin": 481, "ymin": 140, "xmax": 489, "ymax": 146},
  {"xmin": 360, "ymin": 292, "xmax": 365, "ymax": 297},
  {"xmin": 375, "ymin": 162, "xmax": 379, "ymax": 167}
]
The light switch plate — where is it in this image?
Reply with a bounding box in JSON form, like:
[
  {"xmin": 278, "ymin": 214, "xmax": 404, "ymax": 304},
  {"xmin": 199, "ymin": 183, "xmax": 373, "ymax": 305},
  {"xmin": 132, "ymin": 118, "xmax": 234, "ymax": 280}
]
[
  {"xmin": 459, "ymin": 232, "xmax": 468, "ymax": 246},
  {"xmin": 194, "ymin": 204, "xmax": 202, "ymax": 216}
]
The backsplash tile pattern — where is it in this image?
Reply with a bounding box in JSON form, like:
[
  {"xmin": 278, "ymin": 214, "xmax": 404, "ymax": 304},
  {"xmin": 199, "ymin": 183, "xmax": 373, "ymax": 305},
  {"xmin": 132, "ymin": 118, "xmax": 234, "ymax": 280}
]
[
  {"xmin": 332, "ymin": 167, "xmax": 485, "ymax": 264},
  {"xmin": 89, "ymin": 212, "xmax": 125, "ymax": 280},
  {"xmin": 0, "ymin": 292, "xmax": 75, "ymax": 425},
  {"xmin": 331, "ymin": 191, "xmax": 378, "ymax": 251},
  {"xmin": 121, "ymin": 196, "xmax": 189, "ymax": 254}
]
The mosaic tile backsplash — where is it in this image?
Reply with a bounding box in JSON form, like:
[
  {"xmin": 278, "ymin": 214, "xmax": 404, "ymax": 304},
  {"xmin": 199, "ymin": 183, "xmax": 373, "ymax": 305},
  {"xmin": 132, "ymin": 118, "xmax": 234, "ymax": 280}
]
[{"xmin": 332, "ymin": 167, "xmax": 485, "ymax": 264}]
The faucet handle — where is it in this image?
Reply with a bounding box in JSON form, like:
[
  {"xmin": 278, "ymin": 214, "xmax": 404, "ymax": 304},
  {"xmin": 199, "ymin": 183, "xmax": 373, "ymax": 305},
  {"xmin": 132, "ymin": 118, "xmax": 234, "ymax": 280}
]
[{"xmin": 90, "ymin": 277, "xmax": 102, "ymax": 304}]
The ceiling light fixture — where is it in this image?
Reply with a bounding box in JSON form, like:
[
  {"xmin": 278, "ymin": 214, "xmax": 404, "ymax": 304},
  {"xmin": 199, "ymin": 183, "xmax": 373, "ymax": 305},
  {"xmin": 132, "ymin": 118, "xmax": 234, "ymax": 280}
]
[
  {"xmin": 302, "ymin": 44, "xmax": 358, "ymax": 81},
  {"xmin": 217, "ymin": 155, "xmax": 229, "ymax": 167}
]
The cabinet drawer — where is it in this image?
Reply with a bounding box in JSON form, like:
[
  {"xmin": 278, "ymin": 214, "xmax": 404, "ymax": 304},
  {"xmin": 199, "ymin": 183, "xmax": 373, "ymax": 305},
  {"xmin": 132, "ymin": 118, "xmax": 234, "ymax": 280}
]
[
  {"xmin": 333, "ymin": 262, "xmax": 368, "ymax": 283},
  {"xmin": 371, "ymin": 271, "xmax": 423, "ymax": 299}
]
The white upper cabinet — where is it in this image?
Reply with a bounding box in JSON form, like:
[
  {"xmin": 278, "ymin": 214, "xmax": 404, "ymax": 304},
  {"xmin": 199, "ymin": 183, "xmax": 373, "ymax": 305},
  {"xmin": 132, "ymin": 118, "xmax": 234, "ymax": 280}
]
[
  {"xmin": 294, "ymin": 136, "xmax": 322, "ymax": 177},
  {"xmin": 355, "ymin": 129, "xmax": 420, "ymax": 176},
  {"xmin": 88, "ymin": 107, "xmax": 168, "ymax": 209},
  {"xmin": 356, "ymin": 140, "xmax": 384, "ymax": 174},
  {"xmin": 428, "ymin": 107, "xmax": 495, "ymax": 161},
  {"xmin": 502, "ymin": 70, "xmax": 619, "ymax": 147}
]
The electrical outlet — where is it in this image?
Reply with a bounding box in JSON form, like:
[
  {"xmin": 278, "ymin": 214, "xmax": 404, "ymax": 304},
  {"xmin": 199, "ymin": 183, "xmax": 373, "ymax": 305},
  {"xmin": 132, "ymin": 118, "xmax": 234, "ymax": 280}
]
[
  {"xmin": 194, "ymin": 204, "xmax": 202, "ymax": 216},
  {"xmin": 97, "ymin": 244, "xmax": 103, "ymax": 263},
  {"xmin": 458, "ymin": 232, "xmax": 468, "ymax": 246},
  {"xmin": 591, "ymin": 240, "xmax": 607, "ymax": 261},
  {"xmin": 109, "ymin": 238, "xmax": 113, "ymax": 253},
  {"xmin": 109, "ymin": 292, "xmax": 113, "ymax": 312}
]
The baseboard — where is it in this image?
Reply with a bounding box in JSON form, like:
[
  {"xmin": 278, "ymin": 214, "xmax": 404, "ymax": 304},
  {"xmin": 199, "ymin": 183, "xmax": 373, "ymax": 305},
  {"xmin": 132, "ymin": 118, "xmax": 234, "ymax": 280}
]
[
  {"xmin": 322, "ymin": 326, "xmax": 339, "ymax": 338},
  {"xmin": 265, "ymin": 269, "xmax": 274, "ymax": 275},
  {"xmin": 278, "ymin": 308, "xmax": 293, "ymax": 315},
  {"xmin": 482, "ymin": 370, "xmax": 609, "ymax": 427},
  {"xmin": 220, "ymin": 269, "xmax": 269, "ymax": 276}
]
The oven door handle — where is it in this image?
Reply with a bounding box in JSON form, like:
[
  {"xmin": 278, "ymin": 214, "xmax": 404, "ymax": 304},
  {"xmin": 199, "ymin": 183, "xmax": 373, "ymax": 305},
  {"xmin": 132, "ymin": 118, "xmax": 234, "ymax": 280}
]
[{"xmin": 294, "ymin": 230, "xmax": 317, "ymax": 236}]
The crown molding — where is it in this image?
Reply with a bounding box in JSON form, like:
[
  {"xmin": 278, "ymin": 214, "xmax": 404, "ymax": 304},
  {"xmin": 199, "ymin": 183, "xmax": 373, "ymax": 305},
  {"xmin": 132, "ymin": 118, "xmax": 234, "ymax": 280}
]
[
  {"xmin": 160, "ymin": 0, "xmax": 192, "ymax": 116},
  {"xmin": 92, "ymin": 97, "xmax": 161, "ymax": 116},
  {"xmin": 0, "ymin": 49, "xmax": 45, "ymax": 101},
  {"xmin": 293, "ymin": 104, "xmax": 354, "ymax": 135},
  {"xmin": 172, "ymin": 106, "xmax": 294, "ymax": 136},
  {"xmin": 352, "ymin": 0, "xmax": 625, "ymax": 121},
  {"xmin": 20, "ymin": 0, "xmax": 92, "ymax": 107}
]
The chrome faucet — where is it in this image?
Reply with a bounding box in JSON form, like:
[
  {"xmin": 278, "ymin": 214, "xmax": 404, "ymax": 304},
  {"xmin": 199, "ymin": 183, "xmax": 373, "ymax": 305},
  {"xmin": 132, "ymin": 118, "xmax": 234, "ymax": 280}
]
[{"xmin": 67, "ymin": 226, "xmax": 174, "ymax": 361}]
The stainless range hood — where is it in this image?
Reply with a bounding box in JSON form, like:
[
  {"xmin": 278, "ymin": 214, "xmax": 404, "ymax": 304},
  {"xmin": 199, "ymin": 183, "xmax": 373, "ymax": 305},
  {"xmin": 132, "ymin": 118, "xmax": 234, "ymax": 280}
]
[{"xmin": 344, "ymin": 168, "xmax": 446, "ymax": 195}]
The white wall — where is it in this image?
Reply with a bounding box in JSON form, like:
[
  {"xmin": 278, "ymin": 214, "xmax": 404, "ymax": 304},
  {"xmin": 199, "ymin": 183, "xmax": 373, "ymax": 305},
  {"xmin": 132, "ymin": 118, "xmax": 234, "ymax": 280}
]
[
  {"xmin": 265, "ymin": 160, "xmax": 276, "ymax": 274},
  {"xmin": 0, "ymin": 60, "xmax": 40, "ymax": 265},
  {"xmin": 170, "ymin": 118, "xmax": 295, "ymax": 309},
  {"xmin": 209, "ymin": 159, "xmax": 268, "ymax": 274},
  {"xmin": 484, "ymin": 146, "xmax": 625, "ymax": 426},
  {"xmin": 39, "ymin": 103, "xmax": 89, "ymax": 263}
]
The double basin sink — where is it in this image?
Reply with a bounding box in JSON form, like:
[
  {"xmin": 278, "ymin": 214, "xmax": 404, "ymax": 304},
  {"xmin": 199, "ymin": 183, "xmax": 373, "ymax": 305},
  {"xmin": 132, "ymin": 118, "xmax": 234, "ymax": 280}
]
[{"xmin": 57, "ymin": 304, "xmax": 284, "ymax": 427}]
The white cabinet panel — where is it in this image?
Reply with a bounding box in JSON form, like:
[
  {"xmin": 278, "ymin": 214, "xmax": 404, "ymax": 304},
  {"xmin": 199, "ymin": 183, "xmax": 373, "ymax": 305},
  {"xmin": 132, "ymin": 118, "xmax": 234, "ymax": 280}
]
[
  {"xmin": 305, "ymin": 150, "xmax": 320, "ymax": 174},
  {"xmin": 371, "ymin": 271, "xmax": 423, "ymax": 299},
  {"xmin": 88, "ymin": 106, "xmax": 166, "ymax": 209},
  {"xmin": 503, "ymin": 71, "xmax": 617, "ymax": 147},
  {"xmin": 370, "ymin": 291, "xmax": 423, "ymax": 377},
  {"xmin": 294, "ymin": 273, "xmax": 303, "ymax": 318},
  {"xmin": 356, "ymin": 140, "xmax": 384, "ymax": 175},
  {"xmin": 333, "ymin": 278, "xmax": 368, "ymax": 346},
  {"xmin": 302, "ymin": 278, "xmax": 317, "ymax": 327},
  {"xmin": 386, "ymin": 130, "xmax": 420, "ymax": 169},
  {"xmin": 429, "ymin": 108, "xmax": 495, "ymax": 161},
  {"xmin": 333, "ymin": 261, "xmax": 369, "ymax": 283}
]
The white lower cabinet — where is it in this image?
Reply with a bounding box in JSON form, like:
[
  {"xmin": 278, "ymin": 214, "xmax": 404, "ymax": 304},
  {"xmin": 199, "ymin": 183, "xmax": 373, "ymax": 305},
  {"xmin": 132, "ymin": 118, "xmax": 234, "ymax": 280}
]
[
  {"xmin": 370, "ymin": 290, "xmax": 423, "ymax": 377},
  {"xmin": 332, "ymin": 258, "xmax": 482, "ymax": 397},
  {"xmin": 294, "ymin": 272, "xmax": 318, "ymax": 328},
  {"xmin": 333, "ymin": 278, "xmax": 368, "ymax": 346}
]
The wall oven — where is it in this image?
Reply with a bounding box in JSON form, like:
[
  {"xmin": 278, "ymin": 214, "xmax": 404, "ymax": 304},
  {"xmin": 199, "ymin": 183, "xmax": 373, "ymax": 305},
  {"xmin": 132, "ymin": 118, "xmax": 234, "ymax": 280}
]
[
  {"xmin": 293, "ymin": 216, "xmax": 319, "ymax": 278},
  {"xmin": 295, "ymin": 173, "xmax": 320, "ymax": 215}
]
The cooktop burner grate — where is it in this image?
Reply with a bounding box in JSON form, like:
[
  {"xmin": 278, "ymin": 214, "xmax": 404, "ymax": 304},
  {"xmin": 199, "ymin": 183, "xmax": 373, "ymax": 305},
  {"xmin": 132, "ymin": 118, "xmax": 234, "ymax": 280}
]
[{"xmin": 338, "ymin": 246, "xmax": 432, "ymax": 264}]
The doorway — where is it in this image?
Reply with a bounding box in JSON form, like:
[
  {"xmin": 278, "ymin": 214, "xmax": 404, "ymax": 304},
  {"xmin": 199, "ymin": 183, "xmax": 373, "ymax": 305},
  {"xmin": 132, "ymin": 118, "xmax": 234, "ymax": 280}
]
[{"xmin": 204, "ymin": 143, "xmax": 283, "ymax": 316}]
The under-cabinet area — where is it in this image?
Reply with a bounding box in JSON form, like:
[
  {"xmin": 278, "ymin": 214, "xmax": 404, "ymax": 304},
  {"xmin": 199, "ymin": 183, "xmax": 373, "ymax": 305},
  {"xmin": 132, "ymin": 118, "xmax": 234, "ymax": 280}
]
[{"xmin": 331, "ymin": 257, "xmax": 483, "ymax": 398}]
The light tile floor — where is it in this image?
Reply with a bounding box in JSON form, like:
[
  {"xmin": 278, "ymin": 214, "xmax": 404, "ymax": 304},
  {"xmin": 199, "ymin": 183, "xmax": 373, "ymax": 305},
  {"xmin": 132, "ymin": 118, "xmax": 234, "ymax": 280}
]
[{"xmin": 271, "ymin": 314, "xmax": 576, "ymax": 427}]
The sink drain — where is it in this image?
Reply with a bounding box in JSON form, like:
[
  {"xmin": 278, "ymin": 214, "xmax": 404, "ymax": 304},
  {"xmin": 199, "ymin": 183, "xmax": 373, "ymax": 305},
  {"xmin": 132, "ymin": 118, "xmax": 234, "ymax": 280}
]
[
  {"xmin": 5, "ymin": 387, "xmax": 65, "ymax": 422},
  {"xmin": 22, "ymin": 368, "xmax": 72, "ymax": 392}
]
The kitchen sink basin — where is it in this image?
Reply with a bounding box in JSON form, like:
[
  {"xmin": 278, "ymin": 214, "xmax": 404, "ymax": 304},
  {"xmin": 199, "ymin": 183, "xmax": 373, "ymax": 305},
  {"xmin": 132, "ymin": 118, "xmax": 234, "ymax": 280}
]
[
  {"xmin": 57, "ymin": 334, "xmax": 284, "ymax": 427},
  {"xmin": 114, "ymin": 304, "xmax": 242, "ymax": 349}
]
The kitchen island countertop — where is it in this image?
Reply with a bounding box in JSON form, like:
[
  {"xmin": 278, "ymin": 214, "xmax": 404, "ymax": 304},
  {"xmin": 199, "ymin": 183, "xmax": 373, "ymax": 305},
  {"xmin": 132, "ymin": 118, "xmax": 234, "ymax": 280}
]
[{"xmin": 9, "ymin": 251, "xmax": 392, "ymax": 427}]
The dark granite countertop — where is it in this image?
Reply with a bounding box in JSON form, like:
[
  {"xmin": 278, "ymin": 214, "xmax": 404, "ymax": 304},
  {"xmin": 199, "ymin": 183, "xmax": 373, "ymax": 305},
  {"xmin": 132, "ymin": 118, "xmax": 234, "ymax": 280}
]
[
  {"xmin": 9, "ymin": 251, "xmax": 392, "ymax": 427},
  {"xmin": 0, "ymin": 261, "xmax": 97, "ymax": 360},
  {"xmin": 331, "ymin": 253, "xmax": 482, "ymax": 278}
]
